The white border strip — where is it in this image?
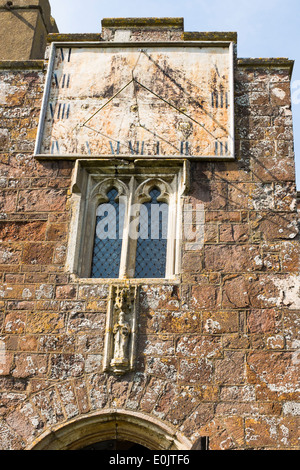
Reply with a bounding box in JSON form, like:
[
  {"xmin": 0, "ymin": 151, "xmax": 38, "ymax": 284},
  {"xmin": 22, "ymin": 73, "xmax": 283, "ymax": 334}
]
[
  {"xmin": 34, "ymin": 42, "xmax": 56, "ymax": 156},
  {"xmin": 228, "ymin": 42, "xmax": 235, "ymax": 159}
]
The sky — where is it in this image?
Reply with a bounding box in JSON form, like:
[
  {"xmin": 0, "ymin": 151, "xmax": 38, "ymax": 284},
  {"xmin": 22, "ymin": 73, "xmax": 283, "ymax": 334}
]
[{"xmin": 49, "ymin": 0, "xmax": 300, "ymax": 189}]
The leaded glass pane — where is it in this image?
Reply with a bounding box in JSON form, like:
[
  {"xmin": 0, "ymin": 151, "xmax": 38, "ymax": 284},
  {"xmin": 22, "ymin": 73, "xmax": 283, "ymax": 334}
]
[
  {"xmin": 134, "ymin": 188, "xmax": 168, "ymax": 279},
  {"xmin": 91, "ymin": 188, "xmax": 123, "ymax": 278}
]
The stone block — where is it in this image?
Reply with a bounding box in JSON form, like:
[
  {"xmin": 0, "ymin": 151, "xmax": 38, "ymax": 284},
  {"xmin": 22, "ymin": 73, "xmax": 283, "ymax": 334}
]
[
  {"xmin": 204, "ymin": 245, "xmax": 262, "ymax": 273},
  {"xmin": 140, "ymin": 377, "xmax": 165, "ymax": 413},
  {"xmin": 31, "ymin": 387, "xmax": 65, "ymax": 426},
  {"xmin": 46, "ymin": 223, "xmax": 68, "ymax": 241},
  {"xmin": 182, "ymin": 251, "xmax": 202, "ymax": 273},
  {"xmin": 0, "ymin": 246, "xmax": 21, "ymax": 265},
  {"xmin": 26, "ymin": 312, "xmax": 64, "ymax": 334},
  {"xmin": 245, "ymin": 417, "xmax": 298, "ymax": 448},
  {"xmin": 56, "ymin": 382, "xmax": 79, "ymax": 419},
  {"xmin": 74, "ymin": 378, "xmax": 91, "ymax": 415},
  {"xmin": 215, "ymin": 352, "xmax": 246, "ymax": 385},
  {"xmin": 17, "ymin": 189, "xmax": 67, "ymax": 212},
  {"xmin": 202, "ymin": 310, "xmax": 240, "ymax": 334},
  {"xmin": 49, "ymin": 354, "xmax": 85, "ymax": 380},
  {"xmin": 222, "ymin": 274, "xmax": 283, "ymax": 309},
  {"xmin": 251, "ymin": 156, "xmax": 296, "ymax": 183},
  {"xmin": 281, "ymin": 241, "xmax": 300, "ymax": 271},
  {"xmin": 139, "ymin": 335, "xmax": 174, "ymax": 357},
  {"xmin": 200, "ymin": 416, "xmax": 244, "ymax": 450},
  {"xmin": 140, "ymin": 309, "xmax": 202, "ymax": 335},
  {"xmin": 3, "ymin": 311, "xmax": 26, "ymax": 334},
  {"xmin": 178, "ymin": 358, "xmax": 214, "ymax": 384},
  {"xmin": 140, "ymin": 285, "xmax": 180, "ymax": 312},
  {"xmin": 0, "ymin": 351, "xmax": 14, "ymax": 376},
  {"xmin": 247, "ymin": 309, "xmax": 278, "ymax": 334},
  {"xmin": 21, "ymin": 243, "xmax": 54, "ymax": 265},
  {"xmin": 219, "ymin": 223, "xmax": 249, "ymax": 243},
  {"xmin": 251, "ymin": 212, "xmax": 298, "ymax": 241},
  {"xmin": 55, "ymin": 284, "xmax": 77, "ymax": 300},
  {"xmin": 146, "ymin": 357, "xmax": 177, "ymax": 381},
  {"xmin": 191, "ymin": 278, "xmax": 221, "ymax": 309},
  {"xmin": 0, "ymin": 189, "xmax": 18, "ymax": 213},
  {"xmin": 5, "ymin": 404, "xmax": 43, "ymax": 442},
  {"xmin": 189, "ymin": 180, "xmax": 227, "ymax": 210},
  {"xmin": 175, "ymin": 335, "xmax": 222, "ymax": 359},
  {"xmin": 270, "ymin": 82, "xmax": 291, "ymax": 106},
  {"xmin": 247, "ymin": 352, "xmax": 299, "ymax": 393},
  {"xmin": 12, "ymin": 353, "xmax": 48, "ymax": 378},
  {"xmin": 0, "ymin": 221, "xmax": 47, "ymax": 242}
]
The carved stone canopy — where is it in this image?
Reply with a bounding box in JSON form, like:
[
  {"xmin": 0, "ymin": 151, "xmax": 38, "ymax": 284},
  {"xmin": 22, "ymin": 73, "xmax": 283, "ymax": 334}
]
[{"xmin": 103, "ymin": 285, "xmax": 139, "ymax": 375}]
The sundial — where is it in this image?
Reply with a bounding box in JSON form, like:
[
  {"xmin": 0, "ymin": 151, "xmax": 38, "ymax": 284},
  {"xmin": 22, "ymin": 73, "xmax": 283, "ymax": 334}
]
[{"xmin": 35, "ymin": 43, "xmax": 235, "ymax": 159}]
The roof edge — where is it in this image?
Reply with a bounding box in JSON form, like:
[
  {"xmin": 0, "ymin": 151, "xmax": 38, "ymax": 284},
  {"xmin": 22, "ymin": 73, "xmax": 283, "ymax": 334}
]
[
  {"xmin": 183, "ymin": 31, "xmax": 237, "ymax": 43},
  {"xmin": 0, "ymin": 60, "xmax": 44, "ymax": 70},
  {"xmin": 101, "ymin": 17, "xmax": 184, "ymax": 29},
  {"xmin": 238, "ymin": 58, "xmax": 294, "ymax": 76},
  {"xmin": 47, "ymin": 33, "xmax": 102, "ymax": 43}
]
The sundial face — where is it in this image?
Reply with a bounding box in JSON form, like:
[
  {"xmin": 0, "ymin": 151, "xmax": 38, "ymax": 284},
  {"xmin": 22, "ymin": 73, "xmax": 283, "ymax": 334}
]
[{"xmin": 37, "ymin": 44, "xmax": 234, "ymax": 158}]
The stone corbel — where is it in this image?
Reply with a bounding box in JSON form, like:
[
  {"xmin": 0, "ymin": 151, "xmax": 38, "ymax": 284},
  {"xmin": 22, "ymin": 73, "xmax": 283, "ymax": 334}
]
[{"xmin": 103, "ymin": 284, "xmax": 139, "ymax": 375}]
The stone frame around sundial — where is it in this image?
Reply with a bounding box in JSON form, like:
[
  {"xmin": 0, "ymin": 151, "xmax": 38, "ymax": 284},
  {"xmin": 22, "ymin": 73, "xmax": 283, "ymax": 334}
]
[{"xmin": 34, "ymin": 40, "xmax": 235, "ymax": 161}]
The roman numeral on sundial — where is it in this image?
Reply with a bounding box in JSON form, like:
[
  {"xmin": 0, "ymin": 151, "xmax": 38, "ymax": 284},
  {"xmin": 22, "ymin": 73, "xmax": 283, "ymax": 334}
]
[
  {"xmin": 60, "ymin": 48, "xmax": 72, "ymax": 62},
  {"xmin": 129, "ymin": 141, "xmax": 144, "ymax": 155},
  {"xmin": 50, "ymin": 141, "xmax": 60, "ymax": 154},
  {"xmin": 211, "ymin": 91, "xmax": 229, "ymax": 109},
  {"xmin": 53, "ymin": 73, "xmax": 71, "ymax": 89},
  {"xmin": 49, "ymin": 103, "xmax": 70, "ymax": 120},
  {"xmin": 109, "ymin": 141, "xmax": 120, "ymax": 155},
  {"xmin": 214, "ymin": 140, "xmax": 228, "ymax": 156},
  {"xmin": 180, "ymin": 141, "xmax": 189, "ymax": 155}
]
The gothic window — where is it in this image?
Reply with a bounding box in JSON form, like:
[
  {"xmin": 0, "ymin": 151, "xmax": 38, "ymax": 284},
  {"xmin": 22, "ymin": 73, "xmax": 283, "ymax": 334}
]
[
  {"xmin": 90, "ymin": 184, "xmax": 169, "ymax": 279},
  {"xmin": 134, "ymin": 188, "xmax": 169, "ymax": 279},
  {"xmin": 91, "ymin": 188, "xmax": 124, "ymax": 279},
  {"xmin": 66, "ymin": 160, "xmax": 188, "ymax": 281}
]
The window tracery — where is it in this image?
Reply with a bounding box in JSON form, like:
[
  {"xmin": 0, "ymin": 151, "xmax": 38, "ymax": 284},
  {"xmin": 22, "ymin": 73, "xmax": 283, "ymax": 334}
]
[{"xmin": 66, "ymin": 159, "xmax": 189, "ymax": 280}]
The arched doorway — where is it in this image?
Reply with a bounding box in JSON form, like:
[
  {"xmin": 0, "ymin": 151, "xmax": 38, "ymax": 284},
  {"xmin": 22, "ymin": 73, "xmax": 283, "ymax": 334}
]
[
  {"xmin": 29, "ymin": 410, "xmax": 192, "ymax": 450},
  {"xmin": 81, "ymin": 440, "xmax": 147, "ymax": 451}
]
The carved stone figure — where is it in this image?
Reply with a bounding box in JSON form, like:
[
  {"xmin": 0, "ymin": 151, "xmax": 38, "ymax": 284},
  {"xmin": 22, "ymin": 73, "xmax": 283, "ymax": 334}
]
[
  {"xmin": 111, "ymin": 310, "xmax": 131, "ymax": 369},
  {"xmin": 109, "ymin": 288, "xmax": 133, "ymax": 374},
  {"xmin": 103, "ymin": 285, "xmax": 138, "ymax": 375}
]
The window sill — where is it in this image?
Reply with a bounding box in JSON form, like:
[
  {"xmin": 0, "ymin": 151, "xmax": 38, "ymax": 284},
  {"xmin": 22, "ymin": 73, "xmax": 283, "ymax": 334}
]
[{"xmin": 69, "ymin": 274, "xmax": 181, "ymax": 285}]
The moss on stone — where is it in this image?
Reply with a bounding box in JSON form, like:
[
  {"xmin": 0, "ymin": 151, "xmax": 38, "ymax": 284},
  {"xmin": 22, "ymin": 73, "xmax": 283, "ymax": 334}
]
[
  {"xmin": 238, "ymin": 58, "xmax": 294, "ymax": 76},
  {"xmin": 0, "ymin": 60, "xmax": 44, "ymax": 69},
  {"xmin": 182, "ymin": 31, "xmax": 237, "ymax": 43},
  {"xmin": 47, "ymin": 33, "xmax": 102, "ymax": 43},
  {"xmin": 101, "ymin": 17, "xmax": 184, "ymax": 29}
]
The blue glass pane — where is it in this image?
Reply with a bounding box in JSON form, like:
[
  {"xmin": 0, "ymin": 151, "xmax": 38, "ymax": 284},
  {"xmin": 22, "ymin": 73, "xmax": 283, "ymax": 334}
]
[
  {"xmin": 91, "ymin": 188, "xmax": 123, "ymax": 278},
  {"xmin": 135, "ymin": 188, "xmax": 168, "ymax": 279}
]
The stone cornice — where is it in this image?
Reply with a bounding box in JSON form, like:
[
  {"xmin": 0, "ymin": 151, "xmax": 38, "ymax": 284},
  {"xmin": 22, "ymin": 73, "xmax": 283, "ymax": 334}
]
[
  {"xmin": 238, "ymin": 57, "xmax": 294, "ymax": 76},
  {"xmin": 47, "ymin": 33, "xmax": 102, "ymax": 43},
  {"xmin": 101, "ymin": 17, "xmax": 184, "ymax": 30},
  {"xmin": 0, "ymin": 60, "xmax": 44, "ymax": 69},
  {"xmin": 182, "ymin": 31, "xmax": 237, "ymax": 43}
]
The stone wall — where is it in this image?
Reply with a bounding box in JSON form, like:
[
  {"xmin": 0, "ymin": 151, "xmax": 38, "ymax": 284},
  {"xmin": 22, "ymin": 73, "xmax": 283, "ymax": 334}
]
[
  {"xmin": 0, "ymin": 0, "xmax": 58, "ymax": 60},
  {"xmin": 0, "ymin": 20, "xmax": 299, "ymax": 450}
]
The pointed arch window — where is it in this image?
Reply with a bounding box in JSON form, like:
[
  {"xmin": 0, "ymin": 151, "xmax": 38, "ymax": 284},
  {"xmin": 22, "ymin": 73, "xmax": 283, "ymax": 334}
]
[
  {"xmin": 90, "ymin": 184, "xmax": 170, "ymax": 280},
  {"xmin": 91, "ymin": 188, "xmax": 124, "ymax": 279},
  {"xmin": 134, "ymin": 188, "xmax": 169, "ymax": 279},
  {"xmin": 66, "ymin": 160, "xmax": 188, "ymax": 281}
]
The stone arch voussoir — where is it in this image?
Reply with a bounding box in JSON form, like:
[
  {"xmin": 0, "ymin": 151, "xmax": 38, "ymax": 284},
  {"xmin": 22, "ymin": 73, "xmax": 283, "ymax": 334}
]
[{"xmin": 28, "ymin": 409, "xmax": 193, "ymax": 450}]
